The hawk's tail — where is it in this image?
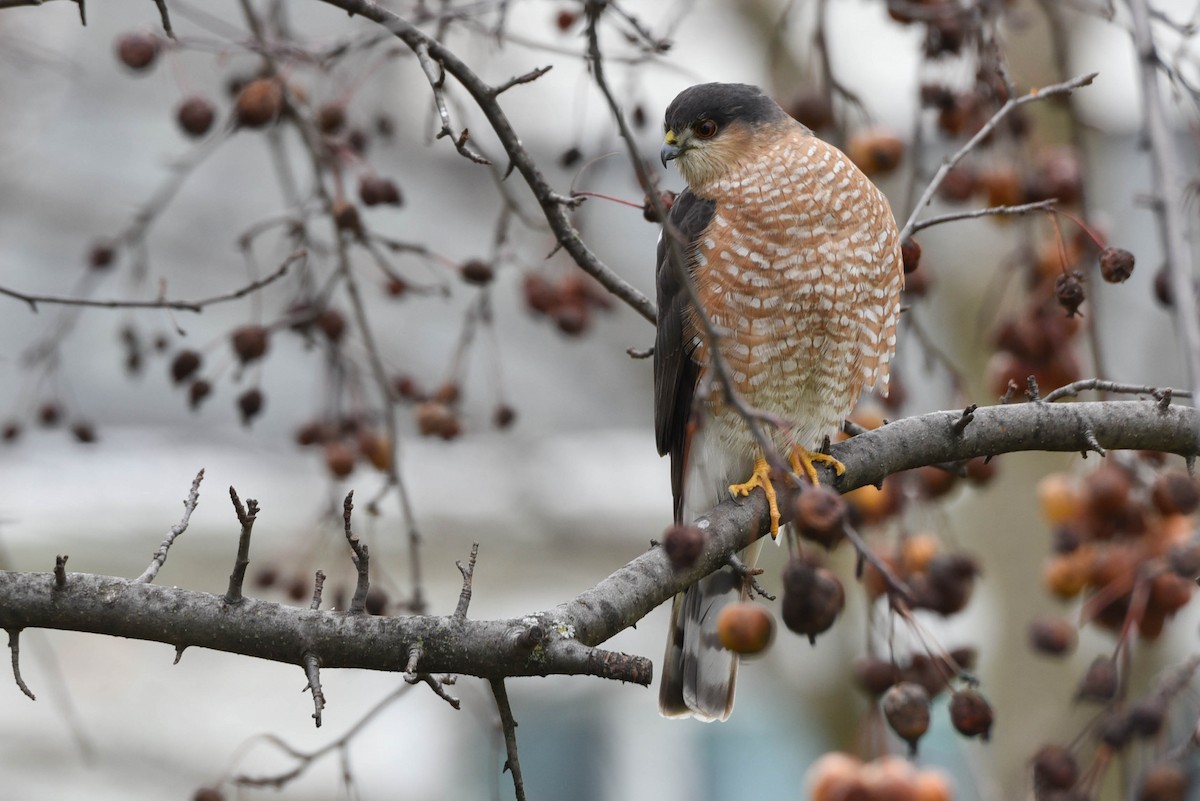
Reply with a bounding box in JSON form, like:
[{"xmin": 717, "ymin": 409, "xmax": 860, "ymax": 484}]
[{"xmin": 658, "ymin": 564, "xmax": 743, "ymax": 722}]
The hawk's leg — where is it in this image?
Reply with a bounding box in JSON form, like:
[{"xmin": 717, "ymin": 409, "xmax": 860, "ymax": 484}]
[
  {"xmin": 728, "ymin": 456, "xmax": 782, "ymax": 538},
  {"xmin": 790, "ymin": 447, "xmax": 846, "ymax": 485}
]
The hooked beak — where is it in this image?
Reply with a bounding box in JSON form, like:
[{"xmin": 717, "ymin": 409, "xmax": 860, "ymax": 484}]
[{"xmin": 660, "ymin": 130, "xmax": 681, "ymax": 168}]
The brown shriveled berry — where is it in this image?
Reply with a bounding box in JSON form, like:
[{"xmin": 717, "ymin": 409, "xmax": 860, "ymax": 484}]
[
  {"xmin": 643, "ymin": 190, "xmax": 677, "ymax": 223},
  {"xmin": 39, "ymin": 402, "xmax": 61, "ymax": 427},
  {"xmin": 662, "ymin": 523, "xmax": 704, "ymax": 569},
  {"xmin": 949, "ymin": 688, "xmax": 993, "ymax": 740},
  {"xmin": 552, "ymin": 303, "xmax": 590, "ymax": 336},
  {"xmin": 286, "ymin": 574, "xmax": 309, "ymax": 601},
  {"xmin": 882, "ymin": 681, "xmax": 931, "ymax": 753},
  {"xmin": 1099, "ymin": 247, "xmax": 1135, "ymax": 284},
  {"xmin": 1097, "ymin": 710, "xmax": 1135, "ymax": 750},
  {"xmin": 359, "ymin": 175, "xmax": 402, "ymax": 207},
  {"xmin": 324, "ymin": 440, "xmax": 355, "ymax": 478},
  {"xmin": 357, "ymin": 429, "xmax": 392, "ymax": 472},
  {"xmin": 317, "ymin": 309, "xmax": 346, "ymax": 343},
  {"xmin": 71, "ymin": 421, "xmax": 97, "ymax": 444},
  {"xmin": 237, "ymin": 389, "xmax": 264, "ymax": 425},
  {"xmin": 89, "ymin": 240, "xmax": 117, "ymax": 269},
  {"xmin": 559, "ymin": 147, "xmax": 583, "ymax": 168},
  {"xmin": 781, "ymin": 557, "xmax": 845, "ymax": 642},
  {"xmin": 1076, "ymin": 656, "xmax": 1119, "ymax": 702},
  {"xmin": 193, "ymin": 788, "xmax": 225, "ymax": 801},
  {"xmin": 1167, "ymin": 542, "xmax": 1200, "ymax": 579},
  {"xmin": 1148, "ymin": 570, "xmax": 1193, "ymax": 615},
  {"xmin": 901, "ymin": 237, "xmax": 921, "ymax": 274},
  {"xmin": 364, "ymin": 586, "xmax": 388, "ymax": 615},
  {"xmin": 116, "ymin": 31, "xmax": 160, "ymax": 71},
  {"xmin": 332, "ymin": 199, "xmax": 362, "ymax": 235},
  {"xmin": 1151, "ymin": 471, "xmax": 1200, "ymax": 516},
  {"xmin": 493, "ymin": 404, "xmax": 517, "ymax": 429},
  {"xmin": 1139, "ymin": 763, "xmax": 1188, "ymax": 801},
  {"xmin": 1026, "ymin": 148, "xmax": 1083, "ymax": 205},
  {"xmin": 231, "ymin": 325, "xmax": 270, "ymax": 364},
  {"xmin": 926, "ymin": 553, "xmax": 980, "ymax": 616},
  {"xmin": 1129, "ymin": 698, "xmax": 1166, "ymax": 738},
  {"xmin": 964, "ymin": 456, "xmax": 997, "ymax": 485},
  {"xmin": 555, "ymin": 8, "xmax": 578, "ymax": 31},
  {"xmin": 938, "ymin": 164, "xmax": 977, "ymax": 203},
  {"xmin": 1055, "ymin": 272, "xmax": 1085, "ymax": 317},
  {"xmin": 1085, "ymin": 465, "xmax": 1132, "ymax": 518},
  {"xmin": 460, "ymin": 259, "xmax": 495, "ymax": 286},
  {"xmin": 2, "ymin": 421, "xmax": 21, "ymax": 442},
  {"xmin": 235, "ymin": 78, "xmax": 283, "ymax": 128},
  {"xmin": 415, "ymin": 401, "xmax": 461, "ymax": 440},
  {"xmin": 392, "ymin": 374, "xmax": 422, "ymax": 401},
  {"xmin": 188, "ymin": 379, "xmax": 212, "ymax": 410},
  {"xmin": 1154, "ymin": 265, "xmax": 1174, "ymax": 308},
  {"xmin": 793, "ymin": 486, "xmax": 846, "ymax": 549},
  {"xmin": 177, "ymin": 96, "xmax": 216, "ymax": 138},
  {"xmin": 316, "ymin": 103, "xmax": 346, "ymax": 134},
  {"xmin": 171, "ymin": 350, "xmax": 202, "ymax": 383},
  {"xmin": 716, "ymin": 602, "xmax": 774, "ymax": 655},
  {"xmin": 523, "ymin": 273, "xmax": 560, "ymax": 315},
  {"xmin": 916, "ymin": 465, "xmax": 957, "ymax": 499},
  {"xmin": 1032, "ymin": 745, "xmax": 1078, "ymax": 792},
  {"xmin": 434, "ymin": 382, "xmax": 460, "ymax": 405},
  {"xmin": 846, "ymin": 130, "xmax": 905, "ymax": 176},
  {"xmin": 978, "ymin": 167, "xmax": 1023, "ymax": 208},
  {"xmin": 295, "ymin": 420, "xmax": 326, "ymax": 446},
  {"xmin": 1029, "ymin": 615, "xmax": 1077, "ymax": 656},
  {"xmin": 786, "ymin": 91, "xmax": 835, "ymax": 130},
  {"xmin": 852, "ymin": 655, "xmax": 900, "ymax": 696}
]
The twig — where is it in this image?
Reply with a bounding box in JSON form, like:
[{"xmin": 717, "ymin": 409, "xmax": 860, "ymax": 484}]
[
  {"xmin": 490, "ymin": 678, "xmax": 527, "ymax": 801},
  {"xmin": 454, "ymin": 543, "xmax": 480, "ymax": 621},
  {"xmin": 152, "ymin": 0, "xmax": 173, "ymax": 37},
  {"xmin": 310, "ymin": 571, "xmax": 326, "ymax": 611},
  {"xmin": 899, "ymin": 73, "xmax": 1097, "ymax": 243},
  {"xmin": 952, "ymin": 404, "xmax": 978, "ymax": 435},
  {"xmin": 224, "ymin": 487, "xmax": 259, "ymax": 604},
  {"xmin": 1127, "ymin": 0, "xmax": 1200, "ymax": 421},
  {"xmin": 415, "ymin": 43, "xmax": 491, "ymax": 164},
  {"xmin": 302, "ymin": 651, "xmax": 325, "ymax": 727},
  {"xmin": 6, "ymin": 628, "xmax": 35, "ymax": 700},
  {"xmin": 0, "ymin": 250, "xmax": 300, "ymax": 314},
  {"xmin": 405, "ymin": 672, "xmax": 461, "ymax": 708},
  {"xmin": 1042, "ymin": 378, "xmax": 1192, "ymax": 404},
  {"xmin": 315, "ymin": 0, "xmax": 657, "ymax": 323},
  {"xmin": 232, "ymin": 685, "xmax": 412, "ymax": 789},
  {"xmin": 908, "ymin": 199, "xmax": 1058, "ymax": 234},
  {"xmin": 491, "ymin": 65, "xmax": 553, "ymax": 96},
  {"xmin": 53, "ymin": 555, "xmax": 67, "ymax": 589},
  {"xmin": 342, "ymin": 493, "xmax": 370, "ymax": 614},
  {"xmin": 134, "ymin": 469, "xmax": 205, "ymax": 584}
]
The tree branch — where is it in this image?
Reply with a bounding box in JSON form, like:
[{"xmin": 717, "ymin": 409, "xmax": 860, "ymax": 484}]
[{"xmin": 1, "ymin": 398, "xmax": 1195, "ymax": 685}]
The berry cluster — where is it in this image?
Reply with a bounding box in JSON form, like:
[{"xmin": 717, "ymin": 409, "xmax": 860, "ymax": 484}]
[
  {"xmin": 807, "ymin": 753, "xmax": 954, "ymax": 801},
  {"xmin": 1037, "ymin": 459, "xmax": 1199, "ymax": 640}
]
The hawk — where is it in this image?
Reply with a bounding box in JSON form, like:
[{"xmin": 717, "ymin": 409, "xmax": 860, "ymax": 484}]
[{"xmin": 655, "ymin": 83, "xmax": 903, "ymax": 721}]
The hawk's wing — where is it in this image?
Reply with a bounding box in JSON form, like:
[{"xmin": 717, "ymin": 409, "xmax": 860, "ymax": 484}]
[{"xmin": 653, "ymin": 189, "xmax": 715, "ymax": 522}]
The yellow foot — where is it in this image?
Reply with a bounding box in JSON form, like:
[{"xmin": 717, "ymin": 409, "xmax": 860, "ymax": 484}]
[
  {"xmin": 790, "ymin": 447, "xmax": 846, "ymax": 485},
  {"xmin": 728, "ymin": 456, "xmax": 781, "ymax": 538}
]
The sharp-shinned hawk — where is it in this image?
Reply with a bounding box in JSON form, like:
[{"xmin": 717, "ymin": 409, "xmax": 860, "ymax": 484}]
[{"xmin": 655, "ymin": 83, "xmax": 904, "ymax": 721}]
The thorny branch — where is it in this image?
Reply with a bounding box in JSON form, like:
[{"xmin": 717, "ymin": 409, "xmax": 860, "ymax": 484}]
[{"xmin": 490, "ymin": 678, "xmax": 527, "ymax": 801}]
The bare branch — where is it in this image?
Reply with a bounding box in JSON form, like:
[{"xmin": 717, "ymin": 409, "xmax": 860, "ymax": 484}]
[
  {"xmin": 908, "ymin": 199, "xmax": 1059, "ymax": 234},
  {"xmin": 900, "ymin": 72, "xmax": 1097, "ymax": 243},
  {"xmin": 342, "ymin": 493, "xmax": 371, "ymax": 615},
  {"xmin": 490, "ymin": 678, "xmax": 527, "ymax": 801},
  {"xmin": 0, "ymin": 250, "xmax": 300, "ymax": 314},
  {"xmin": 302, "ymin": 651, "xmax": 325, "ymax": 727},
  {"xmin": 134, "ymin": 469, "xmax": 205, "ymax": 584},
  {"xmin": 454, "ymin": 543, "xmax": 480, "ymax": 621},
  {"xmin": 315, "ymin": 0, "xmax": 656, "ymax": 323},
  {"xmin": 224, "ymin": 487, "xmax": 259, "ymax": 604},
  {"xmin": 415, "ymin": 43, "xmax": 491, "ymax": 165},
  {"xmin": 6, "ymin": 628, "xmax": 35, "ymax": 700},
  {"xmin": 1127, "ymin": 0, "xmax": 1200, "ymax": 420}
]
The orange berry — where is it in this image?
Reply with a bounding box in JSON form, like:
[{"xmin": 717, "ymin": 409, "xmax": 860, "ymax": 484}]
[
  {"xmin": 715, "ymin": 602, "xmax": 775, "ymax": 655},
  {"xmin": 846, "ymin": 130, "xmax": 905, "ymax": 177},
  {"xmin": 902, "ymin": 532, "xmax": 940, "ymax": 573},
  {"xmin": 1037, "ymin": 473, "xmax": 1081, "ymax": 525},
  {"xmin": 913, "ymin": 770, "xmax": 954, "ymax": 801},
  {"xmin": 1043, "ymin": 552, "xmax": 1089, "ymax": 599},
  {"xmin": 807, "ymin": 752, "xmax": 864, "ymax": 801}
]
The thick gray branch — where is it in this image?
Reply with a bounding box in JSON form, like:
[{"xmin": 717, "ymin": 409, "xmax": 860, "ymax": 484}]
[{"xmin": 0, "ymin": 400, "xmax": 1195, "ymax": 681}]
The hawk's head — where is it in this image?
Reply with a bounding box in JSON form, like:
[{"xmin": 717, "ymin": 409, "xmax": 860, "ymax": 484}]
[{"xmin": 661, "ymin": 83, "xmax": 789, "ymax": 188}]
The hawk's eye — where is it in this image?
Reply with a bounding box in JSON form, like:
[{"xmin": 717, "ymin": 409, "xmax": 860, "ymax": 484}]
[{"xmin": 694, "ymin": 119, "xmax": 718, "ymax": 139}]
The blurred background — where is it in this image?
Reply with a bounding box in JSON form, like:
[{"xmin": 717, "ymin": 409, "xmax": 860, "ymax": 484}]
[{"xmin": 1, "ymin": 0, "xmax": 1199, "ymax": 799}]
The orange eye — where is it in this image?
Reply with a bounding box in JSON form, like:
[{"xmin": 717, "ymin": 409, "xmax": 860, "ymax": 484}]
[{"xmin": 694, "ymin": 119, "xmax": 718, "ymax": 139}]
